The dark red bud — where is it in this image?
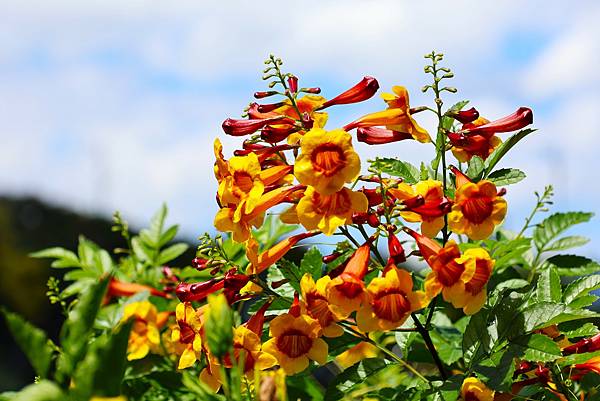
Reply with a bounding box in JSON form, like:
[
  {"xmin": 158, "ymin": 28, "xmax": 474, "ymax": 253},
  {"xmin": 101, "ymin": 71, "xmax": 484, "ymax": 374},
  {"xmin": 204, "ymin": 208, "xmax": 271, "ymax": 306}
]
[
  {"xmin": 175, "ymin": 279, "xmax": 224, "ymax": 302},
  {"xmin": 352, "ymin": 212, "xmax": 369, "ymax": 225},
  {"xmin": 357, "ymin": 127, "xmax": 413, "ymax": 144},
  {"xmin": 301, "ymin": 112, "xmax": 314, "ymax": 130},
  {"xmin": 254, "ymin": 91, "xmax": 278, "ymax": 99},
  {"xmin": 449, "ymin": 107, "xmax": 479, "ymax": 124},
  {"xmin": 319, "ymin": 76, "xmax": 380, "ymax": 109},
  {"xmin": 563, "ymin": 333, "xmax": 600, "ymax": 355},
  {"xmin": 322, "ymin": 252, "xmax": 342, "ymax": 264},
  {"xmin": 367, "ymin": 214, "xmax": 380, "ymax": 228},
  {"xmin": 222, "ymin": 116, "xmax": 290, "ymax": 136},
  {"xmin": 461, "ymin": 107, "xmax": 533, "ymax": 137},
  {"xmin": 210, "ymin": 267, "xmax": 220, "ymax": 276},
  {"xmin": 261, "ymin": 124, "xmax": 300, "ymax": 143},
  {"xmin": 257, "ymin": 102, "xmax": 286, "ymax": 113},
  {"xmin": 287, "ymin": 75, "xmax": 298, "ymax": 93},
  {"xmin": 387, "ymin": 233, "xmax": 406, "ymax": 265},
  {"xmin": 402, "ymin": 195, "xmax": 425, "ymax": 210},
  {"xmin": 360, "ymin": 188, "xmax": 383, "ymax": 207},
  {"xmin": 191, "ymin": 257, "xmax": 209, "ymax": 271}
]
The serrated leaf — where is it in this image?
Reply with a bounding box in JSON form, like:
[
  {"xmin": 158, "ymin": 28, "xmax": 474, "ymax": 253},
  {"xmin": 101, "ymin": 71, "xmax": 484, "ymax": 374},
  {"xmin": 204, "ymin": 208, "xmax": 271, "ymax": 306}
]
[
  {"xmin": 546, "ymin": 254, "xmax": 600, "ymax": 276},
  {"xmin": 521, "ymin": 302, "xmax": 598, "ymax": 331},
  {"xmin": 533, "ymin": 212, "xmax": 593, "ymax": 251},
  {"xmin": 536, "ymin": 267, "xmax": 561, "ymax": 303},
  {"xmin": 558, "ymin": 350, "xmax": 600, "ymax": 367},
  {"xmin": 140, "ymin": 203, "xmax": 168, "ymax": 247},
  {"xmin": 484, "ymin": 128, "xmax": 536, "ymax": 174},
  {"xmin": 370, "ymin": 158, "xmax": 420, "ymax": 184},
  {"xmin": 300, "ymin": 247, "xmax": 323, "ymax": 281},
  {"xmin": 545, "ymin": 236, "xmax": 589, "ymax": 252},
  {"xmin": 466, "ymin": 156, "xmax": 485, "ymax": 181},
  {"xmin": 56, "ymin": 276, "xmax": 110, "ymax": 383},
  {"xmin": 462, "ymin": 309, "xmax": 492, "ymax": 365},
  {"xmin": 324, "ymin": 358, "xmax": 390, "ymax": 401},
  {"xmin": 560, "ymin": 322, "xmax": 598, "ymax": 339},
  {"xmin": 157, "ymin": 243, "xmax": 189, "ymax": 265},
  {"xmin": 490, "ymin": 238, "xmax": 531, "ymax": 272},
  {"xmin": 563, "ymin": 274, "xmax": 600, "ymax": 304},
  {"xmin": 474, "ymin": 348, "xmax": 516, "ymax": 392},
  {"xmin": 276, "ymin": 259, "xmax": 302, "ymax": 294},
  {"xmin": 1, "ymin": 309, "xmax": 55, "ymax": 378},
  {"xmin": 508, "ymin": 334, "xmax": 562, "ymax": 362},
  {"xmin": 487, "ymin": 168, "xmax": 526, "ymax": 186},
  {"xmin": 568, "ymin": 294, "xmax": 599, "ymax": 309},
  {"xmin": 72, "ymin": 321, "xmax": 132, "ymax": 398},
  {"xmin": 30, "ymin": 247, "xmax": 80, "ymax": 268}
]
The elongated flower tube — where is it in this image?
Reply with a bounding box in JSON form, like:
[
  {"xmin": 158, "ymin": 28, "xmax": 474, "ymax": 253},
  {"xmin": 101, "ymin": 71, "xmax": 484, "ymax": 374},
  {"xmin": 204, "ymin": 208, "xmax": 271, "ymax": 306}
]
[
  {"xmin": 294, "ymin": 128, "xmax": 361, "ymax": 195},
  {"xmin": 448, "ymin": 167, "xmax": 507, "ymax": 240},
  {"xmin": 222, "ymin": 116, "xmax": 291, "ymax": 136},
  {"xmin": 356, "ymin": 127, "xmax": 413, "ymax": 145},
  {"xmin": 175, "ymin": 278, "xmax": 225, "ymax": 303},
  {"xmin": 356, "ymin": 265, "xmax": 428, "ymax": 332},
  {"xmin": 246, "ymin": 231, "xmax": 319, "ymax": 275},
  {"xmin": 319, "ymin": 76, "xmax": 379, "ymax": 109},
  {"xmin": 387, "ymin": 230, "xmax": 406, "ymax": 265},
  {"xmin": 107, "ymin": 277, "xmax": 170, "ymax": 300},
  {"xmin": 344, "ymin": 86, "xmax": 430, "ymax": 143},
  {"xmin": 460, "ymin": 107, "xmax": 533, "ymax": 137},
  {"xmin": 447, "ymin": 107, "xmax": 479, "ymax": 124},
  {"xmin": 563, "ymin": 333, "xmax": 600, "ymax": 355},
  {"xmin": 326, "ymin": 243, "xmax": 371, "ymax": 319}
]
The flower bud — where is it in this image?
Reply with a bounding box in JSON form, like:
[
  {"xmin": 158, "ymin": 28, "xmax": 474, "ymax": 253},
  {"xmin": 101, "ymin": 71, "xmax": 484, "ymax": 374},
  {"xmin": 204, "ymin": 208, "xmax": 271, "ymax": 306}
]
[
  {"xmin": 205, "ymin": 293, "xmax": 234, "ymax": 359},
  {"xmin": 448, "ymin": 107, "xmax": 479, "ymax": 124},
  {"xmin": 254, "ymin": 90, "xmax": 278, "ymax": 99},
  {"xmin": 287, "ymin": 75, "xmax": 298, "ymax": 93},
  {"xmin": 461, "ymin": 107, "xmax": 533, "ymax": 137},
  {"xmin": 191, "ymin": 257, "xmax": 208, "ymax": 271},
  {"xmin": 357, "ymin": 127, "xmax": 412, "ymax": 145},
  {"xmin": 301, "ymin": 87, "xmax": 321, "ymax": 94},
  {"xmin": 222, "ymin": 116, "xmax": 290, "ymax": 136},
  {"xmin": 319, "ymin": 76, "xmax": 380, "ymax": 109},
  {"xmin": 322, "ymin": 252, "xmax": 342, "ymax": 264},
  {"xmin": 257, "ymin": 102, "xmax": 286, "ymax": 113},
  {"xmin": 387, "ymin": 231, "xmax": 406, "ymax": 265}
]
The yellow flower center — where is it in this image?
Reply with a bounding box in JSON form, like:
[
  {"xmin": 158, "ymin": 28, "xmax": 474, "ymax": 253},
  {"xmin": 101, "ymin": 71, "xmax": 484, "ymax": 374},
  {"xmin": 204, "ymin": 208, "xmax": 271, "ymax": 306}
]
[
  {"xmin": 311, "ymin": 144, "xmax": 346, "ymax": 177},
  {"xmin": 312, "ymin": 190, "xmax": 352, "ymax": 215},
  {"xmin": 461, "ymin": 195, "xmax": 493, "ymax": 224},
  {"xmin": 372, "ymin": 289, "xmax": 411, "ymax": 322},
  {"xmin": 465, "ymin": 259, "xmax": 492, "ymax": 295},
  {"xmin": 277, "ymin": 329, "xmax": 313, "ymax": 358}
]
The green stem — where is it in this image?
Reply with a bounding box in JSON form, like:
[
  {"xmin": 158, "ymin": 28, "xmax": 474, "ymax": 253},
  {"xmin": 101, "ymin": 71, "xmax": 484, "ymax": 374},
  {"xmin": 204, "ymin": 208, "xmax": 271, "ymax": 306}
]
[{"xmin": 411, "ymin": 313, "xmax": 447, "ymax": 380}]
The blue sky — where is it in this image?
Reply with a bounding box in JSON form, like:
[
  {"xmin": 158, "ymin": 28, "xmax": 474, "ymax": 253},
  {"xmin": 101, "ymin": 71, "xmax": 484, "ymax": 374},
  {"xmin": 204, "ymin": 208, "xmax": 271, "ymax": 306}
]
[{"xmin": 0, "ymin": 1, "xmax": 599, "ymax": 257}]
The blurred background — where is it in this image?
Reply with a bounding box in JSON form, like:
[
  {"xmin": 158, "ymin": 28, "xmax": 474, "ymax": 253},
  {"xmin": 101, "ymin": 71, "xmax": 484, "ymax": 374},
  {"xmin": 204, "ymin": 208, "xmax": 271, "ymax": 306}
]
[{"xmin": 1, "ymin": 0, "xmax": 599, "ymax": 391}]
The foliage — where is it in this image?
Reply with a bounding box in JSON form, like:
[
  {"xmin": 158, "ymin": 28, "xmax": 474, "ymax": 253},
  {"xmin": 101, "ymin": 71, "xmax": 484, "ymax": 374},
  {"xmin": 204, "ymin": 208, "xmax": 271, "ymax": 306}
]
[{"xmin": 3, "ymin": 52, "xmax": 600, "ymax": 401}]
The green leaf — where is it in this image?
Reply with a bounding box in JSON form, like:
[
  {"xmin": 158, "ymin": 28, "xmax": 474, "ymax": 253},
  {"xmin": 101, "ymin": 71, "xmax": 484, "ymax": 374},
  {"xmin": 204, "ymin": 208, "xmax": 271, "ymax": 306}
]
[
  {"xmin": 558, "ymin": 350, "xmax": 600, "ymax": 367},
  {"xmin": 287, "ymin": 374, "xmax": 325, "ymax": 401},
  {"xmin": 1, "ymin": 309, "xmax": 55, "ymax": 378},
  {"xmin": 11, "ymin": 381, "xmax": 65, "ymax": 401},
  {"xmin": 474, "ymin": 348, "xmax": 516, "ymax": 392},
  {"xmin": 484, "ymin": 128, "xmax": 536, "ymax": 175},
  {"xmin": 30, "ymin": 247, "xmax": 80, "ymax": 268},
  {"xmin": 563, "ymin": 274, "xmax": 600, "ymax": 304},
  {"xmin": 560, "ymin": 322, "xmax": 598, "ymax": 339},
  {"xmin": 466, "ymin": 156, "xmax": 485, "ymax": 181},
  {"xmin": 324, "ymin": 358, "xmax": 391, "ymax": 401},
  {"xmin": 300, "ymin": 247, "xmax": 323, "ymax": 281},
  {"xmin": 545, "ymin": 236, "xmax": 589, "ymax": 252},
  {"xmin": 157, "ymin": 243, "xmax": 189, "ymax": 265},
  {"xmin": 487, "ymin": 168, "xmax": 526, "ymax": 186},
  {"xmin": 489, "ymin": 238, "xmax": 531, "ymax": 272},
  {"xmin": 158, "ymin": 224, "xmax": 179, "ymax": 247},
  {"xmin": 419, "ymin": 162, "xmax": 429, "ymax": 180},
  {"xmin": 140, "ymin": 203, "xmax": 168, "ymax": 247},
  {"xmin": 56, "ymin": 276, "xmax": 110, "ymax": 382},
  {"xmin": 533, "ymin": 212, "xmax": 594, "ymax": 251},
  {"xmin": 462, "ymin": 309, "xmax": 493, "ymax": 365},
  {"xmin": 370, "ymin": 158, "xmax": 420, "ymax": 184},
  {"xmin": 72, "ymin": 321, "xmax": 132, "ymax": 398},
  {"xmin": 277, "ymin": 259, "xmax": 302, "ymax": 293},
  {"xmin": 536, "ymin": 267, "xmax": 561, "ymax": 303},
  {"xmin": 521, "ymin": 302, "xmax": 598, "ymax": 332},
  {"xmin": 508, "ymin": 334, "xmax": 562, "ymax": 362},
  {"xmin": 77, "ymin": 236, "xmax": 101, "ymax": 273},
  {"xmin": 569, "ymin": 294, "xmax": 599, "ymax": 309},
  {"xmin": 546, "ymin": 254, "xmax": 600, "ymax": 276}
]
